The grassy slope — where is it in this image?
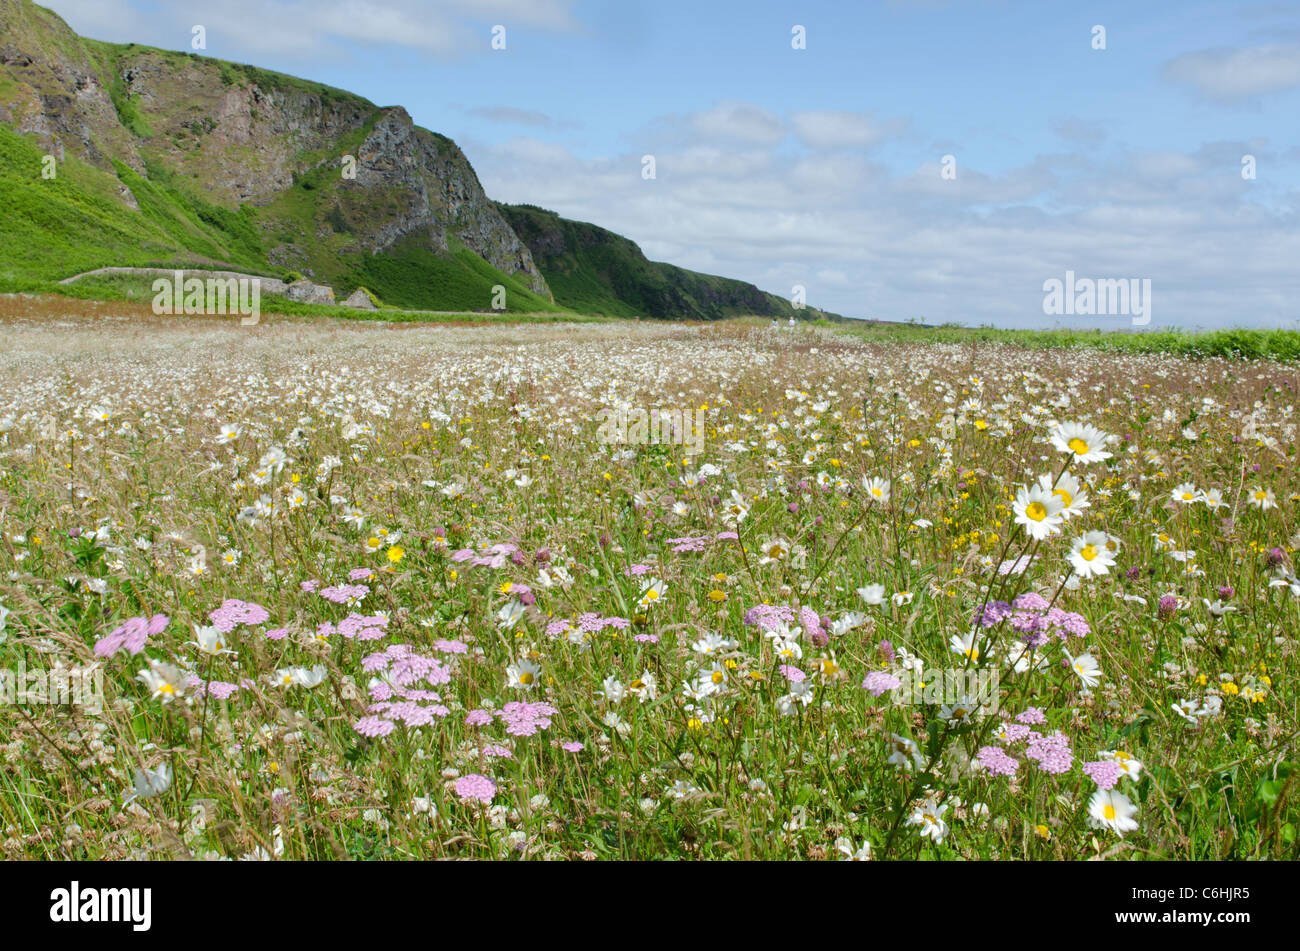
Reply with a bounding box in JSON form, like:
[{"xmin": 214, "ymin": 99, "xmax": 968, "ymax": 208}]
[
  {"xmin": 498, "ymin": 202, "xmax": 826, "ymax": 320},
  {"xmin": 0, "ymin": 124, "xmax": 273, "ymax": 287},
  {"xmin": 0, "ymin": 118, "xmax": 564, "ymax": 312}
]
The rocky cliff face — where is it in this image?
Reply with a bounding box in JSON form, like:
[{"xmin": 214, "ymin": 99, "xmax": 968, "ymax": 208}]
[
  {"xmin": 344, "ymin": 108, "xmax": 546, "ymax": 292},
  {"xmin": 0, "ymin": 0, "xmax": 549, "ymax": 296}
]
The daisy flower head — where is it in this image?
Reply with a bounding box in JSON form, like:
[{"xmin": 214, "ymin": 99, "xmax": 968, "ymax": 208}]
[
  {"xmin": 1038, "ymin": 471, "xmax": 1089, "ymax": 519},
  {"xmin": 136, "ymin": 660, "xmax": 186, "ymax": 704},
  {"xmin": 1065, "ymin": 649, "xmax": 1101, "ymax": 689},
  {"xmin": 906, "ymin": 794, "xmax": 950, "ymax": 844},
  {"xmin": 723, "ymin": 490, "xmax": 749, "ymax": 524},
  {"xmin": 1099, "ymin": 749, "xmax": 1144, "ymax": 781},
  {"xmin": 637, "ymin": 577, "xmax": 667, "ymax": 609},
  {"xmin": 506, "ymin": 657, "xmax": 541, "ymax": 690},
  {"xmin": 1049, "ymin": 421, "xmax": 1113, "ymax": 464},
  {"xmin": 1088, "ymin": 788, "xmax": 1139, "ymax": 836},
  {"xmin": 861, "ymin": 476, "xmax": 890, "ymax": 504},
  {"xmin": 191, "ymin": 624, "xmax": 235, "ymax": 657},
  {"xmin": 857, "ymin": 583, "xmax": 886, "ymax": 606},
  {"xmin": 758, "ymin": 537, "xmax": 791, "ymax": 565},
  {"xmin": 1247, "ymin": 487, "xmax": 1277, "ymax": 510},
  {"xmin": 1069, "ymin": 530, "xmax": 1117, "ymax": 578},
  {"xmin": 1013, "ymin": 483, "xmax": 1065, "ymax": 540}
]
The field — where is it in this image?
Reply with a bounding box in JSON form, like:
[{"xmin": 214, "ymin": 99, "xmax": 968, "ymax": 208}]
[{"xmin": 0, "ymin": 299, "xmax": 1297, "ymax": 861}]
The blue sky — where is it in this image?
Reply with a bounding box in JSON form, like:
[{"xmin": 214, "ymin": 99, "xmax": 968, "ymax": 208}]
[{"xmin": 44, "ymin": 0, "xmax": 1300, "ymax": 328}]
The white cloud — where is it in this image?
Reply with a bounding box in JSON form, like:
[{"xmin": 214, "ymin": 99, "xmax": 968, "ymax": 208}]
[
  {"xmin": 686, "ymin": 101, "xmax": 787, "ymax": 147},
  {"xmin": 790, "ymin": 110, "xmax": 903, "ymax": 150},
  {"xmin": 468, "ymin": 102, "xmax": 1300, "ymax": 328},
  {"xmin": 1162, "ymin": 43, "xmax": 1300, "ymax": 102},
  {"xmin": 42, "ymin": 0, "xmax": 582, "ymax": 59}
]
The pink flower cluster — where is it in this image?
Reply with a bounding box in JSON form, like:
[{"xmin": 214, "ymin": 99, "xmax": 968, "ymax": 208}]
[
  {"xmin": 94, "ymin": 614, "xmax": 168, "ymax": 657},
  {"xmin": 860, "ymin": 671, "xmax": 902, "ymax": 696},
  {"xmin": 975, "ymin": 745, "xmax": 1020, "ymax": 776},
  {"xmin": 1024, "ymin": 731, "xmax": 1074, "ymax": 774},
  {"xmin": 1082, "ymin": 760, "xmax": 1125, "ymax": 790},
  {"xmin": 663, "ymin": 532, "xmax": 734, "ymax": 553},
  {"xmin": 455, "ymin": 773, "xmax": 497, "ymax": 803},
  {"xmin": 186, "ymin": 676, "xmax": 249, "ymax": 700},
  {"xmin": 449, "ymin": 542, "xmax": 519, "ymax": 569},
  {"xmin": 497, "ymin": 701, "xmax": 557, "ymax": 737},
  {"xmin": 318, "ymin": 583, "xmax": 369, "ymax": 604},
  {"xmin": 743, "ymin": 603, "xmax": 796, "ymax": 632},
  {"xmin": 209, "ymin": 599, "xmax": 269, "ymax": 632},
  {"xmin": 318, "ymin": 613, "xmax": 389, "ymax": 641},
  {"xmin": 545, "ymin": 613, "xmax": 629, "ymax": 637},
  {"xmin": 973, "ymin": 592, "xmax": 1090, "ymax": 644},
  {"xmin": 353, "ymin": 645, "xmax": 453, "ymax": 734},
  {"xmin": 986, "ymin": 712, "xmax": 1075, "ymax": 777}
]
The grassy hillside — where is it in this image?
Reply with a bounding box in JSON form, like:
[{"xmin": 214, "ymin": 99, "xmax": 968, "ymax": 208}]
[
  {"xmin": 0, "ymin": 122, "xmax": 562, "ymax": 312},
  {"xmin": 355, "ymin": 232, "xmax": 561, "ymax": 312},
  {"xmin": 498, "ymin": 202, "xmax": 835, "ymax": 320},
  {"xmin": 0, "ymin": 124, "xmax": 272, "ymax": 286},
  {"xmin": 0, "ymin": 0, "xmax": 559, "ymax": 313}
]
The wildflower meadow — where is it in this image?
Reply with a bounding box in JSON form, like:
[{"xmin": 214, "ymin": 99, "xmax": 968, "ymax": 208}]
[{"xmin": 0, "ymin": 309, "xmax": 1296, "ymax": 863}]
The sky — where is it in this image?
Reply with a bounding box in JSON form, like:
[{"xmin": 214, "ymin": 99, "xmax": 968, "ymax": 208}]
[{"xmin": 42, "ymin": 0, "xmax": 1300, "ymax": 329}]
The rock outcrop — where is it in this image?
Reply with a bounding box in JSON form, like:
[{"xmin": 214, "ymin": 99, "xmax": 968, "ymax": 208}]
[{"xmin": 342, "ymin": 287, "xmax": 377, "ymax": 309}]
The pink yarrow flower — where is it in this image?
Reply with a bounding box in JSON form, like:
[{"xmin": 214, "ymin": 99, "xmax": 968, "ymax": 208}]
[{"xmin": 455, "ymin": 773, "xmax": 497, "ymax": 803}]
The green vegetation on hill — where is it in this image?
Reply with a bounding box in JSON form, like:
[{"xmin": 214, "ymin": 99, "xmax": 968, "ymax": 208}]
[
  {"xmin": 0, "ymin": 124, "xmax": 270, "ymax": 288},
  {"xmin": 0, "ymin": 125, "xmax": 560, "ymax": 313},
  {"xmin": 498, "ymin": 202, "xmax": 834, "ymax": 321},
  {"xmin": 355, "ymin": 232, "xmax": 563, "ymax": 313}
]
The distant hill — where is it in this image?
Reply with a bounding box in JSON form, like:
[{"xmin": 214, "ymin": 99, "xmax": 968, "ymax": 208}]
[
  {"xmin": 498, "ymin": 203, "xmax": 836, "ymax": 321},
  {"xmin": 0, "ymin": 0, "xmax": 832, "ymax": 318}
]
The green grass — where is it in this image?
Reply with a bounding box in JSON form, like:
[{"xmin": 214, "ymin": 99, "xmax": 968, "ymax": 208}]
[
  {"xmin": 824, "ymin": 320, "xmax": 1300, "ymax": 361},
  {"xmin": 50, "ymin": 271, "xmax": 601, "ymax": 324},
  {"xmin": 355, "ymin": 232, "xmax": 565, "ymax": 314},
  {"xmin": 0, "ymin": 124, "xmax": 268, "ymax": 289}
]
